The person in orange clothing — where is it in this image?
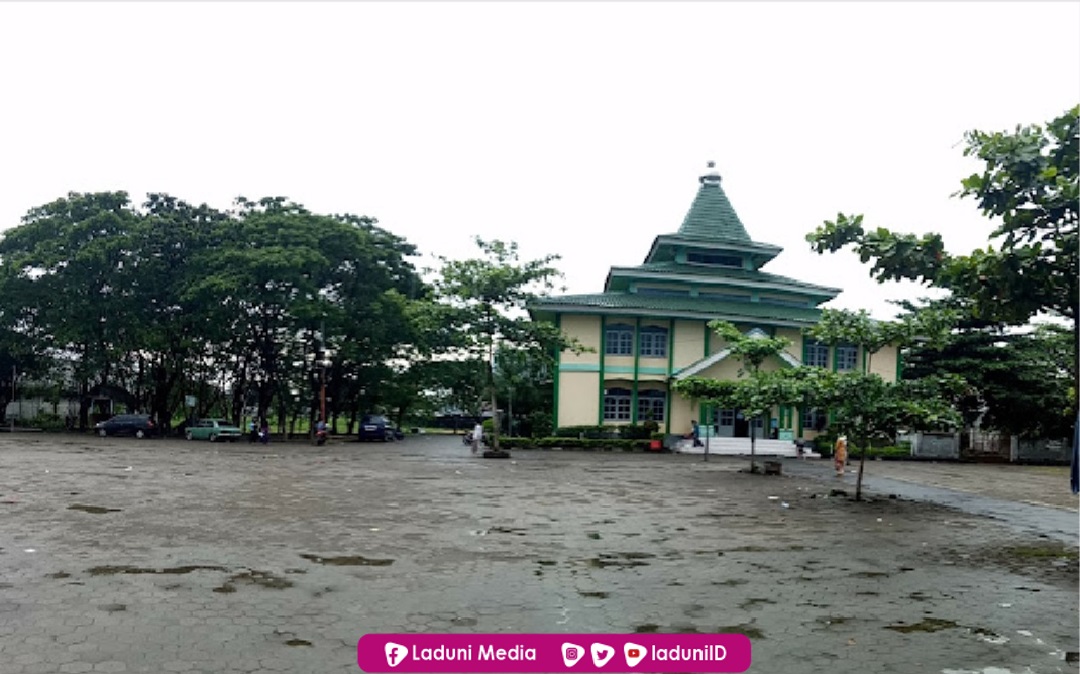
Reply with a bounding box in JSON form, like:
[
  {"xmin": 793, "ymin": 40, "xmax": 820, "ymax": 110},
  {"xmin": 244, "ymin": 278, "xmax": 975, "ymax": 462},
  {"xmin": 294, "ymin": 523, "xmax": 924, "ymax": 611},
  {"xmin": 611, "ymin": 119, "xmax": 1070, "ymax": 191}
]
[{"xmin": 834, "ymin": 435, "xmax": 848, "ymax": 477}]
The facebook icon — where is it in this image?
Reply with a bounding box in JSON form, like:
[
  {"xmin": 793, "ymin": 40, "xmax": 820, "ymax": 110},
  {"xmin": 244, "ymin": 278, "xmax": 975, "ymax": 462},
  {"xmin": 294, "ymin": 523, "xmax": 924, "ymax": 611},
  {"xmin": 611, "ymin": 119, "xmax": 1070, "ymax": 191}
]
[{"xmin": 384, "ymin": 642, "xmax": 407, "ymax": 668}]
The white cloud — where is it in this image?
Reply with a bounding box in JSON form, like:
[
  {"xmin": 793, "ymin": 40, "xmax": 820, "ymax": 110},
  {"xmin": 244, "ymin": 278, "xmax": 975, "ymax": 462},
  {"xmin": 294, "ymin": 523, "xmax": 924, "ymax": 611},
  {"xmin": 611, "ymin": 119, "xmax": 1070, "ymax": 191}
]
[{"xmin": 1, "ymin": 2, "xmax": 1077, "ymax": 320}]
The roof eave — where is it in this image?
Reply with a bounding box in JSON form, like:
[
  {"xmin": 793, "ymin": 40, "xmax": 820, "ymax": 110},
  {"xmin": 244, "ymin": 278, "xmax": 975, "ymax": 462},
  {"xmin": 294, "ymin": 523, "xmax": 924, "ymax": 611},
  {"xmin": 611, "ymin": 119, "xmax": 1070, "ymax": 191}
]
[{"xmin": 527, "ymin": 303, "xmax": 820, "ymax": 329}]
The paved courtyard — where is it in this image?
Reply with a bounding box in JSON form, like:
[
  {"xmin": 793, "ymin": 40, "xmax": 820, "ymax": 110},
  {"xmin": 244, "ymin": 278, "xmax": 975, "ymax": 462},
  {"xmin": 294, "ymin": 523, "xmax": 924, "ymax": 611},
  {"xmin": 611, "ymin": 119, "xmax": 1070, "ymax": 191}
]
[{"xmin": 0, "ymin": 432, "xmax": 1077, "ymax": 674}]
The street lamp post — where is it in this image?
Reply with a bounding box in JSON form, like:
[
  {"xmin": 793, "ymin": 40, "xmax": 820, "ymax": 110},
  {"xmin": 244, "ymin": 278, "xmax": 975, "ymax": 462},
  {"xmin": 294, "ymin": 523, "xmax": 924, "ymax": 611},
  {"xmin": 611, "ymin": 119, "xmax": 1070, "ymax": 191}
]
[{"xmin": 319, "ymin": 350, "xmax": 333, "ymax": 426}]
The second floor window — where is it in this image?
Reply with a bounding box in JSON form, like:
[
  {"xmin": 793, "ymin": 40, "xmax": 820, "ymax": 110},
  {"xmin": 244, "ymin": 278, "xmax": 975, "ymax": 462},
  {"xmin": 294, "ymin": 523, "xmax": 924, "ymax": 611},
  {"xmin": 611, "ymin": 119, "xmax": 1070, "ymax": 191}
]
[
  {"xmin": 605, "ymin": 324, "xmax": 633, "ymax": 356},
  {"xmin": 835, "ymin": 344, "xmax": 858, "ymax": 371},
  {"xmin": 638, "ymin": 327, "xmax": 668, "ymax": 358},
  {"xmin": 804, "ymin": 340, "xmax": 829, "ymax": 368}
]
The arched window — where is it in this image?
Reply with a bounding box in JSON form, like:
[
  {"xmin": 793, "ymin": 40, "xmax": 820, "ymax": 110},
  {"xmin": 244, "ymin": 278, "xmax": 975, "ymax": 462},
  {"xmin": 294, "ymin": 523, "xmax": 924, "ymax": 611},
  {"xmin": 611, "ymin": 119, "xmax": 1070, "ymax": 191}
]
[
  {"xmin": 637, "ymin": 389, "xmax": 666, "ymax": 422},
  {"xmin": 603, "ymin": 387, "xmax": 632, "ymax": 421},
  {"xmin": 605, "ymin": 324, "xmax": 634, "ymax": 356},
  {"xmin": 638, "ymin": 326, "xmax": 668, "ymax": 358}
]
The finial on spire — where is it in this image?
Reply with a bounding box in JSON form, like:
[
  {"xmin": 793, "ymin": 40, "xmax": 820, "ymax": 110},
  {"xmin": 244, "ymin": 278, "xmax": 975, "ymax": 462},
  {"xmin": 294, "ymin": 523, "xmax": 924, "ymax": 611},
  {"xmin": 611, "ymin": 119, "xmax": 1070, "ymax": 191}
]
[{"xmin": 700, "ymin": 160, "xmax": 722, "ymax": 185}]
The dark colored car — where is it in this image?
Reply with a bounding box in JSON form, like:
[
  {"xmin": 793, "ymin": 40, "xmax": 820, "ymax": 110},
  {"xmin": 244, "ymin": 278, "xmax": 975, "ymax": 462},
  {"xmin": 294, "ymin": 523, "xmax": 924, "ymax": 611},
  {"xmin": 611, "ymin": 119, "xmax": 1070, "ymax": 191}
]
[
  {"xmin": 358, "ymin": 414, "xmax": 405, "ymax": 443},
  {"xmin": 94, "ymin": 414, "xmax": 156, "ymax": 438}
]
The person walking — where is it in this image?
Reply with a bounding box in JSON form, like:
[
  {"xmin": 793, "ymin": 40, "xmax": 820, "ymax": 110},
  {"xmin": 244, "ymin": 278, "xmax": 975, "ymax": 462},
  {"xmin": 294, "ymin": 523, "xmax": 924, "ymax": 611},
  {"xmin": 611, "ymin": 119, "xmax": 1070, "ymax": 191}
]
[
  {"xmin": 690, "ymin": 420, "xmax": 704, "ymax": 447},
  {"xmin": 259, "ymin": 418, "xmax": 270, "ymax": 445},
  {"xmin": 834, "ymin": 435, "xmax": 848, "ymax": 477},
  {"xmin": 471, "ymin": 422, "xmax": 483, "ymax": 454}
]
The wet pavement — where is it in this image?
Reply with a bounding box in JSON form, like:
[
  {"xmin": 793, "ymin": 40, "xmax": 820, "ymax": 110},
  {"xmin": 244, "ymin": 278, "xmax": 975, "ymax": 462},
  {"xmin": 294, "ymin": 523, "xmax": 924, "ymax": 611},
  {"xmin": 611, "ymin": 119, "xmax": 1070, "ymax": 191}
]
[{"xmin": 0, "ymin": 433, "xmax": 1077, "ymax": 674}]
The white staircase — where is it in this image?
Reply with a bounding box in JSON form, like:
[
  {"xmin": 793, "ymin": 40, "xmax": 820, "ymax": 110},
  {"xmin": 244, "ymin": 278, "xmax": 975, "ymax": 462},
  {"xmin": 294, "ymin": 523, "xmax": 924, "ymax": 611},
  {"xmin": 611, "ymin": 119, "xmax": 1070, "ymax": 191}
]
[{"xmin": 674, "ymin": 436, "xmax": 819, "ymax": 458}]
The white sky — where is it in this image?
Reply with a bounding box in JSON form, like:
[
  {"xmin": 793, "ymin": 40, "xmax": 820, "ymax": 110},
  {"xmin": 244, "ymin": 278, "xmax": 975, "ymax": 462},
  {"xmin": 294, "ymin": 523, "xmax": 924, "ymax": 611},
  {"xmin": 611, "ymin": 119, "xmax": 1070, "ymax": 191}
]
[{"xmin": 1, "ymin": 2, "xmax": 1077, "ymax": 320}]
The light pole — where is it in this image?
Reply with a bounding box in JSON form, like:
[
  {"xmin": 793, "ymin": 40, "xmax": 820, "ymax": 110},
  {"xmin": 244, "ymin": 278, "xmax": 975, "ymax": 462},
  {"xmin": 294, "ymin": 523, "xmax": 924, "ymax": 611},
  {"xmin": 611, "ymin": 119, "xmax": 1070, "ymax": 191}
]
[{"xmin": 319, "ymin": 349, "xmax": 333, "ymax": 425}]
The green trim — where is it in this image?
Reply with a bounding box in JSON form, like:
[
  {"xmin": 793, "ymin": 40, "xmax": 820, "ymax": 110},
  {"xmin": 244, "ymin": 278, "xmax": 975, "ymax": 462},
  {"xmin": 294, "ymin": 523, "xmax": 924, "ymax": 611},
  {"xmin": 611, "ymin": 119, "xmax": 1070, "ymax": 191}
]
[
  {"xmin": 862, "ymin": 347, "xmax": 868, "ymax": 373},
  {"xmin": 559, "ymin": 363, "xmax": 601, "ymax": 373},
  {"xmin": 896, "ymin": 349, "xmax": 903, "ymax": 381},
  {"xmin": 664, "ymin": 381, "xmax": 672, "ymax": 436},
  {"xmin": 795, "ymin": 405, "xmax": 803, "ymax": 437},
  {"xmin": 832, "ymin": 345, "xmax": 839, "ymax": 372},
  {"xmin": 586, "ymin": 365, "xmax": 668, "ymax": 375},
  {"xmin": 553, "ymin": 314, "xmax": 561, "ymax": 429},
  {"xmin": 704, "ymin": 321, "xmax": 711, "ymax": 357},
  {"xmin": 631, "ymin": 317, "xmax": 641, "ymax": 424},
  {"xmin": 666, "ymin": 318, "xmax": 675, "ymax": 377},
  {"xmin": 598, "ymin": 315, "xmax": 607, "ymax": 426}
]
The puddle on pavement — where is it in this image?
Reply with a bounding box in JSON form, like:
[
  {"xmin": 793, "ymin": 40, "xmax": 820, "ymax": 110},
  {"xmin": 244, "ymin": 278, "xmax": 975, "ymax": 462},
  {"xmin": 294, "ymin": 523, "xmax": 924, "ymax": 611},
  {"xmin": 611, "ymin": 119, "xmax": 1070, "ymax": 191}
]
[
  {"xmin": 578, "ymin": 591, "xmax": 610, "ymax": 598},
  {"xmin": 68, "ymin": 504, "xmax": 122, "ymax": 514},
  {"xmin": 46, "ymin": 572, "xmax": 71, "ymax": 579},
  {"xmin": 300, "ymin": 553, "xmax": 394, "ymax": 566},
  {"xmin": 886, "ymin": 618, "xmax": 959, "ymax": 633},
  {"xmin": 487, "ymin": 526, "xmax": 527, "ymax": 536},
  {"xmin": 850, "ymin": 571, "xmax": 891, "ymax": 578},
  {"xmin": 586, "ymin": 532, "xmax": 602, "ymax": 540},
  {"xmin": 286, "ymin": 639, "xmax": 312, "ymax": 647},
  {"xmin": 87, "ymin": 565, "xmax": 228, "ymax": 576},
  {"xmin": 98, "ymin": 603, "xmax": 126, "ymax": 612},
  {"xmin": 634, "ymin": 624, "xmax": 660, "ymax": 633},
  {"xmin": 1005, "ymin": 544, "xmax": 1078, "ymax": 560},
  {"xmin": 717, "ymin": 624, "xmax": 765, "ymax": 639},
  {"xmin": 584, "ymin": 552, "xmax": 655, "ymax": 569},
  {"xmin": 712, "ymin": 579, "xmax": 749, "ymax": 586},
  {"xmin": 214, "ymin": 570, "xmax": 293, "ymax": 592}
]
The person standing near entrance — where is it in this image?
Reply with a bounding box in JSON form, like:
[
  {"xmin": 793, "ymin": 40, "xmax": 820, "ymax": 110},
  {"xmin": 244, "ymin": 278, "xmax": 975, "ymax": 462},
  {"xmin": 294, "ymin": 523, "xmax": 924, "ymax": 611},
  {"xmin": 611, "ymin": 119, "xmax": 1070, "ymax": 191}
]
[
  {"xmin": 690, "ymin": 420, "xmax": 704, "ymax": 447},
  {"xmin": 834, "ymin": 435, "xmax": 848, "ymax": 477}
]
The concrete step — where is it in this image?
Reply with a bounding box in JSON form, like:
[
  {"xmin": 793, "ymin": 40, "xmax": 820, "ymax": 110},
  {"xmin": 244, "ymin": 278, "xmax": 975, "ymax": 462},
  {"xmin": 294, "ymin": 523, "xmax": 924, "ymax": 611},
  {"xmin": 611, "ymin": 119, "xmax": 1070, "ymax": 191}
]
[{"xmin": 674, "ymin": 437, "xmax": 820, "ymax": 458}]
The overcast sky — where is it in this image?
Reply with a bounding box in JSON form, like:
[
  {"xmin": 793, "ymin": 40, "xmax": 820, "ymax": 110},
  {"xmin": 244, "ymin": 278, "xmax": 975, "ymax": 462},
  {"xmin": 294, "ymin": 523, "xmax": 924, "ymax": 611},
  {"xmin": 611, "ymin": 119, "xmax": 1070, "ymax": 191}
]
[{"xmin": 1, "ymin": 2, "xmax": 1077, "ymax": 320}]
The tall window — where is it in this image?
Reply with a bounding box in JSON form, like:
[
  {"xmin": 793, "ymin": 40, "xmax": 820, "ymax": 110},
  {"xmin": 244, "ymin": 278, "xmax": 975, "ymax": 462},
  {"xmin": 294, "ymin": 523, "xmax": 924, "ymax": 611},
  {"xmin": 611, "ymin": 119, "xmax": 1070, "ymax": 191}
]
[
  {"xmin": 605, "ymin": 324, "xmax": 633, "ymax": 356},
  {"xmin": 638, "ymin": 326, "xmax": 668, "ymax": 358},
  {"xmin": 802, "ymin": 407, "xmax": 828, "ymax": 432},
  {"xmin": 603, "ymin": 387, "xmax": 632, "ymax": 421},
  {"xmin": 835, "ymin": 344, "xmax": 858, "ymax": 371},
  {"xmin": 804, "ymin": 340, "xmax": 829, "ymax": 368},
  {"xmin": 637, "ymin": 390, "xmax": 666, "ymax": 422}
]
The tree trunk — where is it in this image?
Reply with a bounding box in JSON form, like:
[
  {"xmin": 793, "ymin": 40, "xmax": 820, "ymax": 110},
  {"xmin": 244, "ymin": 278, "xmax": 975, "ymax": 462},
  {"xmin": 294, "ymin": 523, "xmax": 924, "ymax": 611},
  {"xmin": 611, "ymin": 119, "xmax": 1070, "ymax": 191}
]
[
  {"xmin": 749, "ymin": 416, "xmax": 757, "ymax": 473},
  {"xmin": 856, "ymin": 433, "xmax": 868, "ymax": 501}
]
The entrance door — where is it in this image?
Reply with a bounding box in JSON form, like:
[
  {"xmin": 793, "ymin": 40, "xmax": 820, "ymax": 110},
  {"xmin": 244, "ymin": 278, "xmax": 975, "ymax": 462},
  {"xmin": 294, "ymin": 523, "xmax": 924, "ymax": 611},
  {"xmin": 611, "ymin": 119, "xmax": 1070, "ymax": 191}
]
[
  {"xmin": 713, "ymin": 408, "xmax": 735, "ymax": 437},
  {"xmin": 733, "ymin": 411, "xmax": 750, "ymax": 438}
]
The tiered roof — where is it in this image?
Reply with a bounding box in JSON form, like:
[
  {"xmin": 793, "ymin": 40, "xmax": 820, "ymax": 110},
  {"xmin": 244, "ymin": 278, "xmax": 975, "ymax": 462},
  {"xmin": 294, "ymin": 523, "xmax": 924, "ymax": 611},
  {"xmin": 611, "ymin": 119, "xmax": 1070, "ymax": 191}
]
[{"xmin": 530, "ymin": 163, "xmax": 840, "ymax": 327}]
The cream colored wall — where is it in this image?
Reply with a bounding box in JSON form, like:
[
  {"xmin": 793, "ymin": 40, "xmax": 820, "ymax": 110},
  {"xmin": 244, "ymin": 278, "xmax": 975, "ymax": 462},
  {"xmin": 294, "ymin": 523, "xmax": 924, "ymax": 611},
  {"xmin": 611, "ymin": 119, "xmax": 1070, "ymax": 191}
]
[
  {"xmin": 672, "ymin": 319, "xmax": 706, "ymax": 370},
  {"xmin": 775, "ymin": 327, "xmax": 805, "ymax": 362},
  {"xmin": 560, "ymin": 315, "xmax": 600, "ymax": 365},
  {"xmin": 558, "ymin": 371, "xmax": 599, "ymax": 427},
  {"xmin": 868, "ymin": 343, "xmax": 899, "ymax": 382},
  {"xmin": 669, "ymin": 393, "xmax": 696, "ymax": 436}
]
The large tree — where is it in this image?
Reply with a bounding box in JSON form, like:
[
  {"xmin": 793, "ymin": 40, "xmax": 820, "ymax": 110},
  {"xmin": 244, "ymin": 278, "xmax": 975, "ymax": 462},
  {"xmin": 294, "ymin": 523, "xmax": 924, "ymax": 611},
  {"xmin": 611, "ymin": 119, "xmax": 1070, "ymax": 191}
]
[
  {"xmin": 434, "ymin": 238, "xmax": 572, "ymax": 456},
  {"xmin": 807, "ymin": 106, "xmax": 1078, "ymax": 412},
  {"xmin": 673, "ymin": 320, "xmax": 796, "ymax": 473}
]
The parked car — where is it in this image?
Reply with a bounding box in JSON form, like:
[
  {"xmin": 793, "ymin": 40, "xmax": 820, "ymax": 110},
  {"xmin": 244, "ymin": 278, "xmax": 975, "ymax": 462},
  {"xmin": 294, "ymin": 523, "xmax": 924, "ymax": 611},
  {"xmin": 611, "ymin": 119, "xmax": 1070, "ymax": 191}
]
[
  {"xmin": 358, "ymin": 414, "xmax": 405, "ymax": 443},
  {"xmin": 185, "ymin": 418, "xmax": 243, "ymax": 442},
  {"xmin": 94, "ymin": 414, "xmax": 156, "ymax": 438}
]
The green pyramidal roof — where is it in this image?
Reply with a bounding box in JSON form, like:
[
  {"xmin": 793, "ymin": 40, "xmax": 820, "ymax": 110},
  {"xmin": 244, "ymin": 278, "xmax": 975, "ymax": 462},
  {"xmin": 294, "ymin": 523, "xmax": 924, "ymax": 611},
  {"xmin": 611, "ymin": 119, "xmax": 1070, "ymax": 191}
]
[{"xmin": 676, "ymin": 166, "xmax": 751, "ymax": 243}]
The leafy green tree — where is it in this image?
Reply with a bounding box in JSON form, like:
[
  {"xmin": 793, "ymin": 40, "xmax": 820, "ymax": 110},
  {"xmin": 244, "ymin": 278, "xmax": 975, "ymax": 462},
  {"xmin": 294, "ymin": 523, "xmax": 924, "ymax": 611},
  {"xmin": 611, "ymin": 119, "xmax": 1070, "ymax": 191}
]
[
  {"xmin": 675, "ymin": 369, "xmax": 803, "ymax": 472},
  {"xmin": 434, "ymin": 238, "xmax": 572, "ymax": 454},
  {"xmin": 673, "ymin": 320, "xmax": 795, "ymax": 472},
  {"xmin": 812, "ymin": 371, "xmax": 967, "ymax": 500},
  {"xmin": 805, "ymin": 307, "xmax": 957, "ymax": 497},
  {"xmin": 0, "ymin": 192, "xmax": 143, "ymax": 428},
  {"xmin": 901, "ymin": 305, "xmax": 1074, "ymax": 437},
  {"xmin": 806, "ymin": 106, "xmax": 1078, "ymax": 414}
]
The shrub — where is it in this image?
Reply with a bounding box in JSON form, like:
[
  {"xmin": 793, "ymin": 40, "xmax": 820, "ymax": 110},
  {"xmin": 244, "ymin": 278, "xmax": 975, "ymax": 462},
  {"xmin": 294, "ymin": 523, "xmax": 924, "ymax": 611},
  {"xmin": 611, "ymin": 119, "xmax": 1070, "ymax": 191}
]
[{"xmin": 553, "ymin": 425, "xmax": 619, "ymax": 439}]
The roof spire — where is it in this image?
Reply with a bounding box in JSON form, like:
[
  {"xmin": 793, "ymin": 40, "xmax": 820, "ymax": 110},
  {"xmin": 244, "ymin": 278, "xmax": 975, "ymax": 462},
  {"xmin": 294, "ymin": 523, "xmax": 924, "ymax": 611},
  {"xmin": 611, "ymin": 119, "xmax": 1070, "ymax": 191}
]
[{"xmin": 700, "ymin": 160, "xmax": 722, "ymax": 186}]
